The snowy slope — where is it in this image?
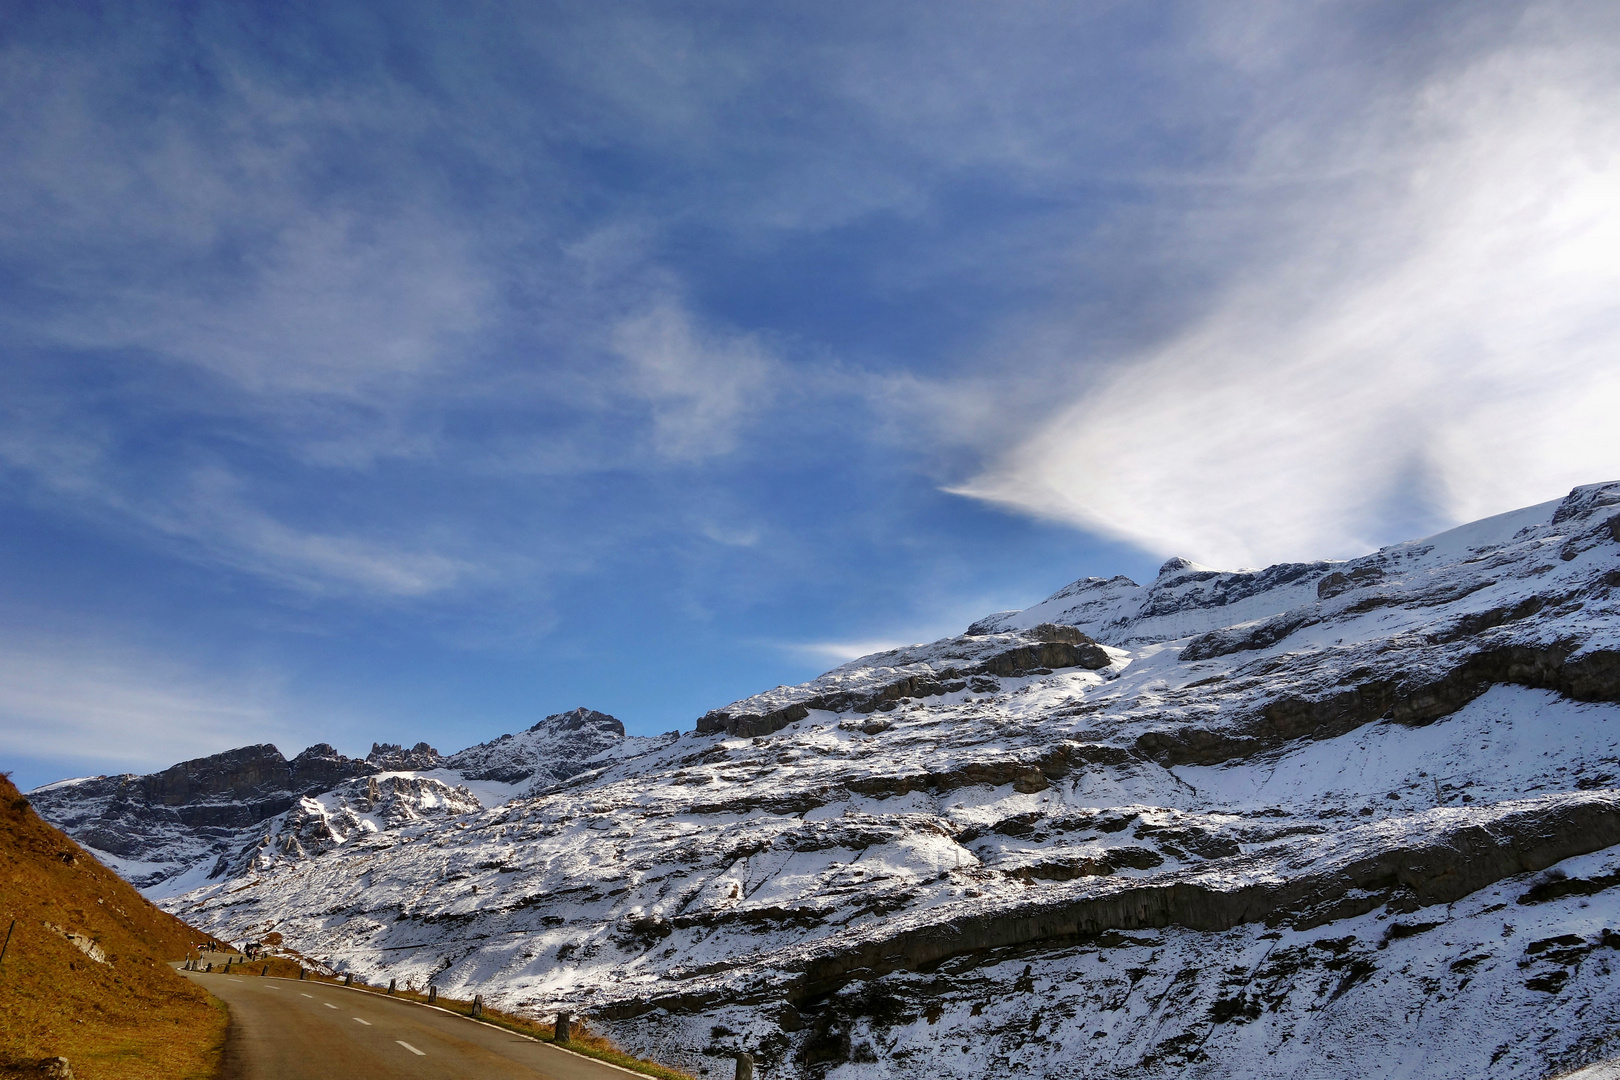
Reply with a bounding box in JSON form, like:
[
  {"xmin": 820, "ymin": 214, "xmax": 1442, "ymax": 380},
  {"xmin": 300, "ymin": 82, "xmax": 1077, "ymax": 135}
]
[{"xmin": 31, "ymin": 481, "xmax": 1620, "ymax": 1079}]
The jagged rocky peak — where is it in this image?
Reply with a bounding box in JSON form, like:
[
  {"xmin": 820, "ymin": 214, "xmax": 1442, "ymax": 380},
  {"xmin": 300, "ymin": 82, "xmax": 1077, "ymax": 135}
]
[
  {"xmin": 366, "ymin": 741, "xmax": 443, "ymax": 771},
  {"xmin": 537, "ymin": 705, "xmax": 625, "ymax": 737},
  {"xmin": 443, "ymin": 706, "xmax": 627, "ymax": 784}
]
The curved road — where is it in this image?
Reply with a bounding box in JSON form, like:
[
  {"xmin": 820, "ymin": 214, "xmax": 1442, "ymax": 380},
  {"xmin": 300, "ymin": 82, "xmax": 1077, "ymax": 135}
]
[{"xmin": 181, "ymin": 970, "xmax": 639, "ymax": 1080}]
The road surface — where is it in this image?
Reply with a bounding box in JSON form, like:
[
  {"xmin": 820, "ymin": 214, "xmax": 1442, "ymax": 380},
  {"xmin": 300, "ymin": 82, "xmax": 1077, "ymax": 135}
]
[{"xmin": 181, "ymin": 969, "xmax": 641, "ymax": 1080}]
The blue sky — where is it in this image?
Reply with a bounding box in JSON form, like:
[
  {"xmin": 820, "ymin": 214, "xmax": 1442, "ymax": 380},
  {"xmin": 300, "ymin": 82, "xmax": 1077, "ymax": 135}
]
[{"xmin": 4, "ymin": 0, "xmax": 1619, "ymax": 789}]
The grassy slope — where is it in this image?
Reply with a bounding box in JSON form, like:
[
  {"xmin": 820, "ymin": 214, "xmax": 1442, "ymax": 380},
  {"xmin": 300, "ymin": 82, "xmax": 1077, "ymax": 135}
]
[{"xmin": 0, "ymin": 774, "xmax": 227, "ymax": 1079}]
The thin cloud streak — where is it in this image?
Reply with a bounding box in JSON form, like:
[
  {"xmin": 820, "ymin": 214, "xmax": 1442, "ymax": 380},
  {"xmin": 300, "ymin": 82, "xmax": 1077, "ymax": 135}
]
[
  {"xmin": 782, "ymin": 639, "xmax": 916, "ymax": 666},
  {"xmin": 0, "ymin": 635, "xmax": 293, "ymax": 775},
  {"xmin": 954, "ymin": 25, "xmax": 1620, "ymax": 568}
]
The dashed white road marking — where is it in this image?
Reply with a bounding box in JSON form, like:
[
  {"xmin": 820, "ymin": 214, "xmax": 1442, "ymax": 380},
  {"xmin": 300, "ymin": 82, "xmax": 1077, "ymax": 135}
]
[
  {"xmin": 300, "ymin": 993, "xmax": 313, "ymax": 998},
  {"xmin": 353, "ymin": 1017, "xmax": 371, "ymax": 1026},
  {"xmin": 396, "ymin": 1041, "xmax": 425, "ymax": 1056},
  {"xmin": 324, "ymin": 1003, "xmax": 339, "ymax": 1010}
]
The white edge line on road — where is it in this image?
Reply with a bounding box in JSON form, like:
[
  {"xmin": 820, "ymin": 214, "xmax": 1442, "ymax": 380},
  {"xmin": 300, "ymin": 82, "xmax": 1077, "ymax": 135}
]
[
  {"xmin": 295, "ymin": 979, "xmax": 656, "ymax": 1078},
  {"xmin": 353, "ymin": 1017, "xmax": 371, "ymax": 1025},
  {"xmin": 396, "ymin": 1041, "xmax": 425, "ymax": 1056}
]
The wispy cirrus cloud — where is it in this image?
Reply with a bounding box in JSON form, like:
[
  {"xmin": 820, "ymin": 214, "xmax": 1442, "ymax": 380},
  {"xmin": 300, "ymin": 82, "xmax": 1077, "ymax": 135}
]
[
  {"xmin": 953, "ymin": 10, "xmax": 1620, "ymax": 567},
  {"xmin": 612, "ymin": 300, "xmax": 777, "ymax": 463},
  {"xmin": 0, "ymin": 632, "xmax": 292, "ymax": 775},
  {"xmin": 780, "ymin": 639, "xmax": 914, "ymax": 666},
  {"xmin": 2, "ymin": 53, "xmax": 493, "ymax": 402}
]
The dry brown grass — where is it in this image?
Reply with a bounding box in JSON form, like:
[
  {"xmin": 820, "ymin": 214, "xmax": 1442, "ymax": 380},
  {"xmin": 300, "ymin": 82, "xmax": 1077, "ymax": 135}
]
[{"xmin": 0, "ymin": 774, "xmax": 227, "ymax": 1079}]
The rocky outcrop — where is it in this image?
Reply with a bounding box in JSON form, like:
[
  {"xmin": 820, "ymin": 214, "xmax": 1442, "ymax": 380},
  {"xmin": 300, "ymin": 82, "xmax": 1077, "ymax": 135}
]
[
  {"xmin": 1137, "ymin": 644, "xmax": 1620, "ymax": 766},
  {"xmin": 289, "ymin": 743, "xmax": 376, "ymax": 790},
  {"xmin": 140, "ymin": 744, "xmax": 291, "ymax": 807},
  {"xmin": 1316, "ymin": 565, "xmax": 1386, "ymax": 599},
  {"xmin": 842, "ymin": 742, "xmax": 1121, "ymax": 800},
  {"xmin": 1132, "ymin": 558, "xmax": 1335, "ymax": 623},
  {"xmin": 1178, "ymin": 611, "xmax": 1321, "ymax": 661},
  {"xmin": 699, "ymin": 627, "xmax": 1111, "ymax": 737}
]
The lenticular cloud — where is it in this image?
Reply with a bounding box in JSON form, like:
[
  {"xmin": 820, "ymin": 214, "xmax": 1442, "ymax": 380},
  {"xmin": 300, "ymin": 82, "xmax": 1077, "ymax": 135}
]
[{"xmin": 955, "ymin": 38, "xmax": 1620, "ymax": 569}]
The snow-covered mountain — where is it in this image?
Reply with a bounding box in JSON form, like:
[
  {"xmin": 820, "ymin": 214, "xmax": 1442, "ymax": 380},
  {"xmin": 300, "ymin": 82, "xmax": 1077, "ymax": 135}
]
[
  {"xmin": 28, "ymin": 482, "xmax": 1620, "ymax": 1079},
  {"xmin": 27, "ymin": 709, "xmax": 660, "ymax": 892}
]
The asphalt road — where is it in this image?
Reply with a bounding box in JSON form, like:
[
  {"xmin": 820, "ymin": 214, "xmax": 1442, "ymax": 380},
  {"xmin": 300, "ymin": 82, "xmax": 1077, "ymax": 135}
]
[{"xmin": 181, "ymin": 970, "xmax": 639, "ymax": 1080}]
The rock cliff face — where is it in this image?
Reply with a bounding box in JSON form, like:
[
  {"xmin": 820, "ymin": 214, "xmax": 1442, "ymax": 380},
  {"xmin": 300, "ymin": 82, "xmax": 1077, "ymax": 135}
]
[{"xmin": 30, "ymin": 482, "xmax": 1620, "ymax": 1079}]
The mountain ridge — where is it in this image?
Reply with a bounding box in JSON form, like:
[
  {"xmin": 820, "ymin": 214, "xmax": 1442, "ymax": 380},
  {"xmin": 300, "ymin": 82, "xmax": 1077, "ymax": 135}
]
[{"xmin": 26, "ymin": 481, "xmax": 1620, "ymax": 1078}]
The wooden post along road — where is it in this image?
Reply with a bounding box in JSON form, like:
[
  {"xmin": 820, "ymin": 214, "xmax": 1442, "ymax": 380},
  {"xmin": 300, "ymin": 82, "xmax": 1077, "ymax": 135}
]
[{"xmin": 182, "ymin": 968, "xmax": 649, "ymax": 1080}]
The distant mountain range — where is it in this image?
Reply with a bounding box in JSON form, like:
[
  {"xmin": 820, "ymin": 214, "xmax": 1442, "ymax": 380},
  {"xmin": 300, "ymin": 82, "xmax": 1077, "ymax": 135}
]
[
  {"xmin": 29, "ymin": 481, "xmax": 1620, "ymax": 1079},
  {"xmin": 27, "ymin": 706, "xmax": 650, "ymax": 891}
]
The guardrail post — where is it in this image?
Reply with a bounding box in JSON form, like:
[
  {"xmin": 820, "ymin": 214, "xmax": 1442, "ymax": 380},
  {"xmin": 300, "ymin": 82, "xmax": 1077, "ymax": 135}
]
[
  {"xmin": 555, "ymin": 1010, "xmax": 572, "ymax": 1042},
  {"xmin": 735, "ymin": 1051, "xmax": 755, "ymax": 1080},
  {"xmin": 427, "ymin": 986, "xmax": 437, "ymax": 1005},
  {"xmin": 388, "ymin": 978, "xmax": 396, "ymax": 994},
  {"xmin": 471, "ymin": 994, "xmax": 483, "ymax": 1018},
  {"xmin": 298, "ymin": 968, "xmax": 306, "ymax": 980},
  {"xmin": 344, "ymin": 973, "xmax": 354, "ymax": 987}
]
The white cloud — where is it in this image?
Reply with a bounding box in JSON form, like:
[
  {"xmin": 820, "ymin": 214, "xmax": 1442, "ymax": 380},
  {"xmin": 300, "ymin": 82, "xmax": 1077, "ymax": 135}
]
[
  {"xmin": 612, "ymin": 300, "xmax": 776, "ymax": 462},
  {"xmin": 0, "ymin": 424, "xmax": 480, "ymax": 598},
  {"xmin": 782, "ymin": 639, "xmax": 914, "ymax": 666},
  {"xmin": 955, "ymin": 29, "xmax": 1620, "ymax": 567},
  {"xmin": 699, "ymin": 522, "xmax": 763, "ymax": 547},
  {"xmin": 0, "ymin": 634, "xmax": 291, "ymax": 776},
  {"xmin": 132, "ymin": 468, "xmax": 482, "ymax": 598},
  {"xmin": 0, "ymin": 55, "xmax": 493, "ymax": 406}
]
